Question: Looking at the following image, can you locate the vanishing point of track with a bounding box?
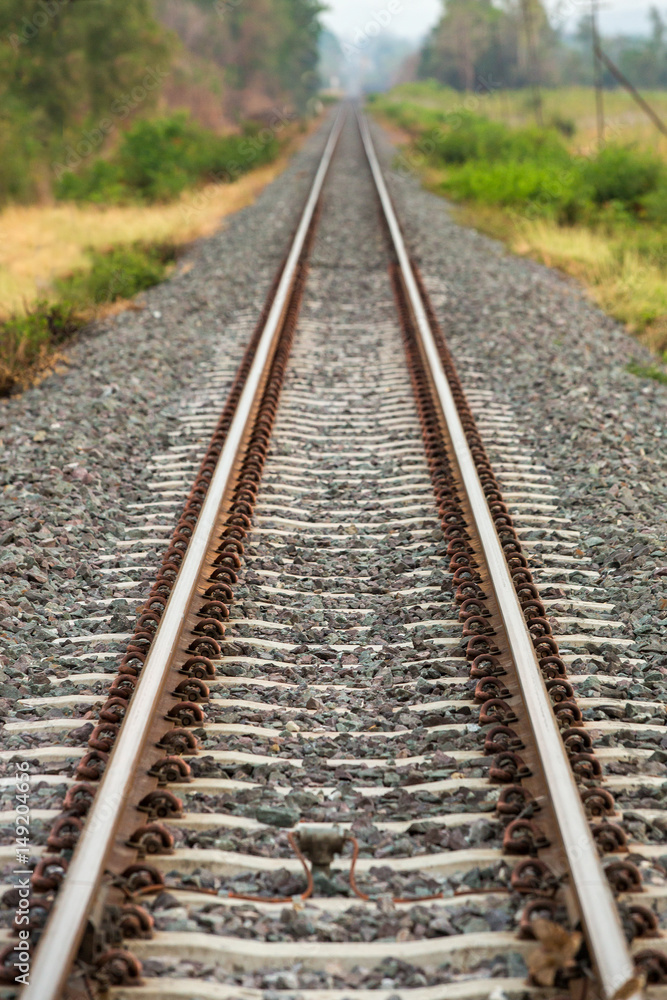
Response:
[2,107,666,1000]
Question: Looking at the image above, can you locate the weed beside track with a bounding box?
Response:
[371,84,667,359]
[0,242,176,397]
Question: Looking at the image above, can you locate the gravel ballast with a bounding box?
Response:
[1,109,666,994]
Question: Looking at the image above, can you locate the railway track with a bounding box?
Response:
[1,106,666,1000]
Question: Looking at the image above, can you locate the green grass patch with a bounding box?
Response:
[55,114,282,205]
[417,112,666,225]
[0,301,81,396]
[375,90,667,224]
[372,84,667,354]
[55,243,177,305]
[0,241,176,396]
[627,361,667,384]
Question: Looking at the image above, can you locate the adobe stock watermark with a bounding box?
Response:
[182,107,297,224]
[13,761,32,987]
[341,1,404,61]
[215,0,243,18]
[393,75,503,179]
[51,65,169,180]
[7,0,111,50]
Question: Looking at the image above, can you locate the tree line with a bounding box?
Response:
[419,0,667,92]
[0,0,323,203]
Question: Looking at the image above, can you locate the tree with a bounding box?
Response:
[419,0,558,91]
[157,0,324,114]
[420,0,501,90]
[0,0,171,138]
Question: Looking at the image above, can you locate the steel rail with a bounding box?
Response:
[23,106,346,1000]
[356,107,642,1000]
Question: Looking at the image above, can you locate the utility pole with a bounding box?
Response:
[521,0,544,127]
[492,19,512,122]
[592,0,605,148]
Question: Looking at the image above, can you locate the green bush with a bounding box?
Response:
[430,114,571,168]
[387,106,666,226]
[1,242,177,395]
[582,145,664,207]
[116,116,196,201]
[549,114,577,138]
[2,301,79,351]
[372,96,448,134]
[55,114,283,205]
[0,301,81,396]
[54,160,127,204]
[442,158,579,217]
[55,244,177,305]
[641,183,667,224]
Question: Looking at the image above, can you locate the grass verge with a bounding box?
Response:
[0,118,314,396]
[0,126,306,316]
[371,86,667,358]
[0,242,177,397]
[627,361,667,384]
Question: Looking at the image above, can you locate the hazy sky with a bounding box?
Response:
[321,0,654,42]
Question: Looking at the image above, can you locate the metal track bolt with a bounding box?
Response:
[294,825,347,877]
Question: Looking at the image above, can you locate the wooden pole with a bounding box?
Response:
[595,40,667,138]
[592,0,605,148]
[521,0,543,127]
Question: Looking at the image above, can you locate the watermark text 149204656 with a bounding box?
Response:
[13,762,32,986]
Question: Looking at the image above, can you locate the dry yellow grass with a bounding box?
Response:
[454,204,667,354]
[0,154,290,317]
[502,88,667,159]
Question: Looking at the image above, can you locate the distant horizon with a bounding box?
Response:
[322,1,655,43]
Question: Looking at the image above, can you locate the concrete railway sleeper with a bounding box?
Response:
[1,107,665,1000]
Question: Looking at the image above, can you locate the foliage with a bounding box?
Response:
[158,0,324,114]
[418,0,667,93]
[438,138,664,223]
[627,361,667,384]
[442,160,580,217]
[55,243,177,305]
[378,93,667,224]
[0,1,171,137]
[575,5,667,90]
[429,113,571,167]
[581,146,663,207]
[0,241,176,395]
[420,0,555,91]
[549,114,576,138]
[641,184,667,224]
[0,301,81,396]
[0,105,42,204]
[54,160,127,205]
[0,0,323,206]
[0,0,171,206]
[54,115,281,204]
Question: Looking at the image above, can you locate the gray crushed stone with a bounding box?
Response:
[0,121,334,729]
